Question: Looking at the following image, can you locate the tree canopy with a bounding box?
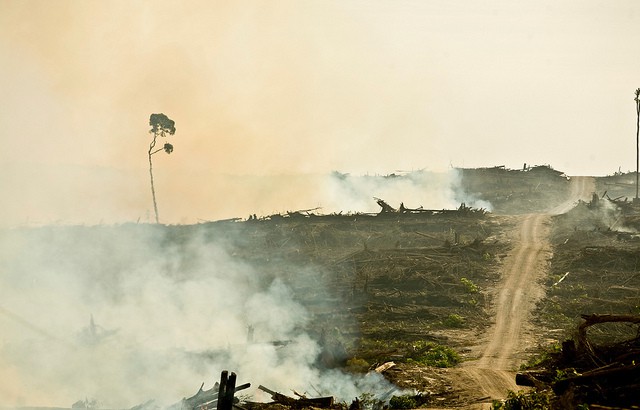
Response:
[149,113,176,138]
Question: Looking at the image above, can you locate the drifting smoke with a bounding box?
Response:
[0,224,403,409]
[321,169,492,215]
[203,168,492,220]
[1,168,489,227]
[595,197,637,233]
[207,169,492,220]
[325,171,454,214]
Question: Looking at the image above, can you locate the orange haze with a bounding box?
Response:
[1,0,640,225]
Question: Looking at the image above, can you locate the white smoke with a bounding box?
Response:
[597,197,636,233]
[448,169,493,212]
[320,168,491,216]
[0,167,489,408]
[324,170,458,214]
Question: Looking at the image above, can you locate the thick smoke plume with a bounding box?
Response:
[330,169,492,213]
[0,224,401,409]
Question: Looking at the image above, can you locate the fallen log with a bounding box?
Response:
[178,375,250,410]
[578,314,640,349]
[515,370,555,387]
[374,197,397,213]
[374,361,396,373]
[513,314,640,407]
[552,363,640,395]
[257,385,334,408]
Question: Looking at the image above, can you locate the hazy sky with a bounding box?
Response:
[1,0,639,225]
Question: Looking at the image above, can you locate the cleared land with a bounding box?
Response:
[7,167,640,409]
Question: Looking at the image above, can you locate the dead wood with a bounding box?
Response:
[515,370,555,388]
[374,361,396,373]
[180,379,250,410]
[522,313,640,407]
[582,297,632,306]
[578,314,640,349]
[374,198,397,213]
[257,385,334,408]
[553,363,640,394]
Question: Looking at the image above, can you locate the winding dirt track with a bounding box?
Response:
[458,176,595,407]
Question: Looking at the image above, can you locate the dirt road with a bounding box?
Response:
[455,176,595,407]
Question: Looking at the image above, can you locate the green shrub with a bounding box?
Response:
[389,395,418,409]
[461,277,479,293]
[345,357,370,372]
[356,392,384,410]
[442,314,465,328]
[407,342,461,368]
[491,390,551,409]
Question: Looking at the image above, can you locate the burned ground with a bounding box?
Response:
[183,166,578,407]
[191,209,513,408]
[7,166,633,409]
[536,175,640,335]
[456,165,571,214]
[516,172,640,408]
[202,211,505,356]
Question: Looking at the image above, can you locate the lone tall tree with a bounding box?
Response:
[635,89,640,201]
[148,113,176,223]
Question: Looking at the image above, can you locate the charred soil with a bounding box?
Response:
[8,166,619,409]
[517,172,640,408]
[189,166,583,409]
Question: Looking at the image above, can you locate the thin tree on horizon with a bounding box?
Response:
[635,89,640,200]
[148,113,176,224]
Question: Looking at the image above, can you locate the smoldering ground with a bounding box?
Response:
[0,166,488,408]
[0,221,407,409]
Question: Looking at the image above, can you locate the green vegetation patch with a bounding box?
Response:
[491,390,552,410]
[405,341,461,368]
[441,313,466,328]
[356,339,461,368]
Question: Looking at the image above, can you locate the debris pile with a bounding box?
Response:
[238,198,486,223]
[171,370,429,410]
[517,314,640,408]
[526,181,640,408]
[538,193,640,330]
[254,385,334,408]
[172,371,251,410]
[375,198,487,217]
